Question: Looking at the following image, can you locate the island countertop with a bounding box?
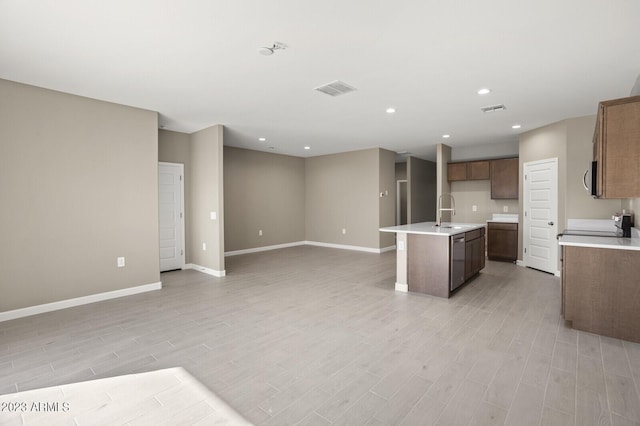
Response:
[380,222,486,236]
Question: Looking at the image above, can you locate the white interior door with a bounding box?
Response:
[159,162,185,272]
[523,158,558,275]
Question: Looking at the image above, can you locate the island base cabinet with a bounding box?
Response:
[563,245,640,343]
[407,234,450,298]
[407,230,485,298]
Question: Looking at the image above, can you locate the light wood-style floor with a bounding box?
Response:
[2,246,640,425]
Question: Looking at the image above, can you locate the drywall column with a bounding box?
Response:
[379,149,397,249]
[436,144,452,222]
[189,125,225,276]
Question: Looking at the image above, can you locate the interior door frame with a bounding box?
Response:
[159,161,186,271]
[523,157,559,276]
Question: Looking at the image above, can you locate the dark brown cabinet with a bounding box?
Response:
[464,228,485,281]
[468,160,490,180]
[447,160,490,182]
[447,162,468,181]
[407,228,485,298]
[490,158,519,199]
[562,245,640,343]
[487,222,518,262]
[592,95,640,198]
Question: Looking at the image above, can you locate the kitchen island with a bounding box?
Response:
[380,222,486,298]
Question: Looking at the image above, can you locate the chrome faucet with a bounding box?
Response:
[436,193,456,226]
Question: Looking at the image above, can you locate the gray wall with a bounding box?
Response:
[158,130,192,262]
[407,156,437,223]
[450,180,519,223]
[0,79,160,312]
[379,149,397,248]
[518,115,622,263]
[451,141,519,162]
[224,146,305,252]
[189,125,225,273]
[305,148,381,249]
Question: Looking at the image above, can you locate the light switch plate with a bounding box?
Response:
[398,241,405,250]
[117,257,125,268]
[210,211,217,220]
[472,205,477,212]
[503,206,509,212]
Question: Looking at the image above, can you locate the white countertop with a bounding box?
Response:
[380,222,486,236]
[487,213,519,223]
[558,233,640,252]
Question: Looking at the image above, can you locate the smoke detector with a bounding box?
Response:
[258,41,288,56]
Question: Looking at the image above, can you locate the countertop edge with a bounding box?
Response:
[379,222,486,236]
[558,236,640,252]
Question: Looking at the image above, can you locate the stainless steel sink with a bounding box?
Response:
[432,224,468,230]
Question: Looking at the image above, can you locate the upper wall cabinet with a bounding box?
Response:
[593,95,640,199]
[447,160,490,182]
[490,157,519,199]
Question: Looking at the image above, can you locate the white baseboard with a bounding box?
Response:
[225,241,306,257]
[0,282,162,323]
[395,282,409,292]
[516,260,526,267]
[224,241,394,258]
[185,263,226,277]
[304,241,389,254]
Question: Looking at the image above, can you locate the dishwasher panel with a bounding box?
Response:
[450,235,466,291]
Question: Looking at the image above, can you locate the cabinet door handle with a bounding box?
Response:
[548,221,554,226]
[582,168,589,192]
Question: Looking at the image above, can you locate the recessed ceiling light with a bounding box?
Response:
[304,146,311,150]
[442,134,451,138]
[477,88,491,95]
[258,137,266,142]
[512,124,522,129]
[386,107,396,114]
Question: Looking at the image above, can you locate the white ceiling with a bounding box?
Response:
[1,0,639,161]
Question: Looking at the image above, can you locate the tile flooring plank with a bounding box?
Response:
[1,248,639,425]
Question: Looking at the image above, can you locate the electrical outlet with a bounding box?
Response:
[202,242,207,251]
[117,257,125,268]
[398,240,405,250]
[258,229,263,236]
[210,211,217,220]
[472,205,477,212]
[342,228,346,235]
[503,206,509,212]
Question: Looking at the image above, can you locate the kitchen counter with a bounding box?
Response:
[486,213,519,223]
[380,222,486,236]
[558,232,640,252]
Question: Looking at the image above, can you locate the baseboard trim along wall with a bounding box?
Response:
[184,264,226,277]
[225,241,306,257]
[224,241,395,256]
[395,282,409,292]
[304,241,393,254]
[0,281,162,323]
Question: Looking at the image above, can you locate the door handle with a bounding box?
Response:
[582,168,589,192]
[548,221,554,226]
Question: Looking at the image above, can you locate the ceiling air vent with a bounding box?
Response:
[480,104,507,113]
[314,80,357,97]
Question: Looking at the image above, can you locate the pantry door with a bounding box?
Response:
[523,158,558,275]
